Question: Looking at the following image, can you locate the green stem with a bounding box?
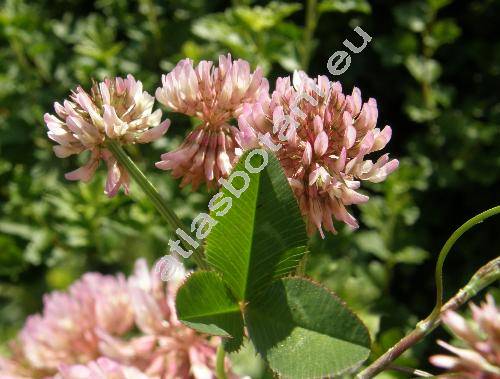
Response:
[386,364,432,377]
[216,344,228,379]
[358,205,500,378]
[106,140,207,269]
[301,0,318,70]
[141,0,161,42]
[430,205,500,319]
[358,256,500,379]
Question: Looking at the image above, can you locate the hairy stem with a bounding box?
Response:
[386,364,432,377]
[106,140,207,269]
[357,256,500,379]
[216,344,228,379]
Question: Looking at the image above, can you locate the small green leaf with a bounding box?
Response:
[246,277,371,378]
[355,231,391,260]
[176,271,244,348]
[425,19,461,50]
[233,3,302,31]
[373,34,418,67]
[428,0,452,11]
[394,246,430,264]
[190,3,303,73]
[394,2,432,32]
[318,0,371,14]
[206,151,308,302]
[405,55,442,84]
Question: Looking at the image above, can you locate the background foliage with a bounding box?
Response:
[0,0,498,377]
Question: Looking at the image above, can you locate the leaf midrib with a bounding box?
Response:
[240,168,261,301]
[183,306,241,320]
[254,310,368,347]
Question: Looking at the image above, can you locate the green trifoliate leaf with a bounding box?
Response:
[175,271,244,349]
[246,277,371,378]
[206,150,308,302]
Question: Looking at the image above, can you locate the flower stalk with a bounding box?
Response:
[301,0,318,70]
[358,206,500,378]
[216,344,228,379]
[357,256,500,379]
[430,205,500,320]
[106,139,207,269]
[386,364,432,377]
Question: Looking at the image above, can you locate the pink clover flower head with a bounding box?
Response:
[155,54,268,190]
[55,358,149,379]
[18,272,133,373]
[0,259,234,379]
[238,70,398,237]
[44,74,170,197]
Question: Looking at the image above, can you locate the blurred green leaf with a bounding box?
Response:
[355,231,391,261]
[374,34,418,67]
[428,0,453,11]
[394,1,432,32]
[318,0,371,14]
[394,246,430,265]
[0,235,25,277]
[405,55,442,83]
[233,2,302,31]
[425,19,461,50]
[191,2,302,73]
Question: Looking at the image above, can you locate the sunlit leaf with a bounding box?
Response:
[176,271,244,347]
[206,150,308,302]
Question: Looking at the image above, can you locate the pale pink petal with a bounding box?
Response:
[64,153,99,182]
[314,131,328,156]
[429,354,461,369]
[135,119,170,143]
